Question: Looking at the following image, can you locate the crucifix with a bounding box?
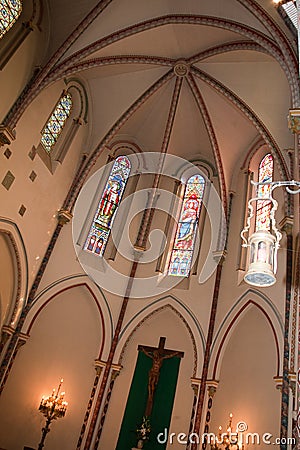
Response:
[138,337,184,417]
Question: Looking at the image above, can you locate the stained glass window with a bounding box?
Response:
[277,1,297,35]
[281,1,297,28]
[84,156,131,257]
[0,0,22,39]
[168,174,206,277]
[41,93,73,153]
[255,153,274,231]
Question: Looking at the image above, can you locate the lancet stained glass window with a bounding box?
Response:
[168,174,206,277]
[41,93,73,153]
[84,156,131,257]
[0,0,22,39]
[255,153,274,231]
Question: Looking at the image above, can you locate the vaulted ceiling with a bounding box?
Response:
[12,1,300,203]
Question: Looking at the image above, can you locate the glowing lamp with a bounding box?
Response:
[37,379,68,450]
[241,180,300,287]
[244,230,277,286]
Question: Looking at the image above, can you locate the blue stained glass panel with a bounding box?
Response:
[169,250,193,277]
[84,228,109,257]
[41,93,72,153]
[0,0,22,39]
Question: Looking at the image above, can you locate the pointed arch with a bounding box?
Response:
[118,304,196,375]
[117,296,206,377]
[210,290,283,380]
[0,218,28,329]
[23,276,110,359]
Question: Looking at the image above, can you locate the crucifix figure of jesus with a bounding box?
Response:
[138,337,184,417]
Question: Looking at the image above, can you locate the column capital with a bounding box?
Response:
[0,125,15,146]
[94,359,106,375]
[73,117,85,126]
[274,375,283,392]
[191,377,201,394]
[279,216,294,235]
[0,325,15,349]
[57,209,73,225]
[23,20,35,31]
[94,359,122,376]
[213,250,227,263]
[111,366,122,381]
[206,379,219,397]
[16,332,29,349]
[191,377,201,386]
[1,325,15,336]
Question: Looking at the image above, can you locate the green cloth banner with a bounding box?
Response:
[116,351,180,449]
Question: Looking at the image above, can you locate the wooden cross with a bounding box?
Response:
[138,337,184,417]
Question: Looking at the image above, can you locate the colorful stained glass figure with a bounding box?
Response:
[41,93,72,153]
[0,0,22,39]
[255,154,273,231]
[168,174,205,277]
[84,156,131,257]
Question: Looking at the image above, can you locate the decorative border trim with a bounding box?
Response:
[0,231,22,327]
[187,73,227,213]
[118,303,198,377]
[4,13,298,129]
[190,66,290,182]
[236,0,299,104]
[63,69,174,210]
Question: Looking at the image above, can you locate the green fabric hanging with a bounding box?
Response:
[116,351,180,449]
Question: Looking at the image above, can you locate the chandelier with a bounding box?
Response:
[38,379,68,450]
[211,413,245,450]
[241,180,300,287]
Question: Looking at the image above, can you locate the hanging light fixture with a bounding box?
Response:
[241,180,300,287]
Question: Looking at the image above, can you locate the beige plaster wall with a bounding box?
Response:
[0,285,102,450]
[210,306,281,450]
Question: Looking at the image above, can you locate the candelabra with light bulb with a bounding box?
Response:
[211,413,244,450]
[241,180,300,287]
[38,379,68,450]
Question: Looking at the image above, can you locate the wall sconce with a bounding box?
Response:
[241,180,300,287]
[38,379,68,450]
